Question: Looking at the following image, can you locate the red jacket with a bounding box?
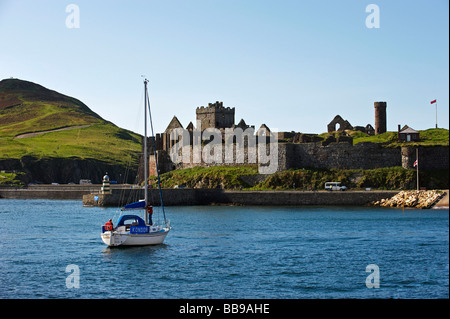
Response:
[105,221,113,231]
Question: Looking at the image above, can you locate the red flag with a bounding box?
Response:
[430,99,437,104]
[413,160,418,167]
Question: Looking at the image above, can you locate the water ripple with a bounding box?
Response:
[0,200,448,299]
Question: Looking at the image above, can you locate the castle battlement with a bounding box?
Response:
[195,101,235,131]
[196,101,235,113]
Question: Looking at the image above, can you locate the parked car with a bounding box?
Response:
[325,182,347,191]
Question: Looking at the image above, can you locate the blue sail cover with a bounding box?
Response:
[122,200,145,211]
[116,214,149,234]
[116,215,147,227]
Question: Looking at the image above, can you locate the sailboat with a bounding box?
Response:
[101,79,171,247]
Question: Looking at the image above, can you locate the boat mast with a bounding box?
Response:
[144,79,149,225]
[145,79,167,224]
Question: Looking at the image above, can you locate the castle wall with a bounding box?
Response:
[171,144,264,170]
[148,151,174,177]
[401,146,449,170]
[143,141,448,180]
[285,142,401,170]
[281,143,448,171]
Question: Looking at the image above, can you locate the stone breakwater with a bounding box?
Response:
[82,189,399,207]
[371,190,445,209]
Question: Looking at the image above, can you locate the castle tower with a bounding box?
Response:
[196,101,235,131]
[374,101,387,135]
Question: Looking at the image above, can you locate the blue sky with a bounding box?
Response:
[0,0,448,135]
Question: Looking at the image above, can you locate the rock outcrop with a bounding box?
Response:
[371,190,445,209]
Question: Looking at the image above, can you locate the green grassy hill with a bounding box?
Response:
[0,78,142,167]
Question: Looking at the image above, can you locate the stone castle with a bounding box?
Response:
[140,100,448,180]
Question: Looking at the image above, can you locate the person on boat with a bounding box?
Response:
[105,219,114,231]
[147,205,153,225]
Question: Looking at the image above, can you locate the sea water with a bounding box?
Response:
[0,199,448,299]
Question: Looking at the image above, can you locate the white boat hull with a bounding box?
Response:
[101,228,170,247]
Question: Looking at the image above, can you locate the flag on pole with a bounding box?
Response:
[413,160,418,167]
[431,99,437,104]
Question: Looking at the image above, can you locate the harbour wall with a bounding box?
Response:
[81,189,399,207]
[0,184,101,200]
[0,186,399,207]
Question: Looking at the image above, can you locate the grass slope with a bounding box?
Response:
[153,165,448,190]
[0,79,141,166]
[350,128,449,147]
[253,167,448,190]
[154,165,259,189]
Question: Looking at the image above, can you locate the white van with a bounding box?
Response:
[325,182,347,191]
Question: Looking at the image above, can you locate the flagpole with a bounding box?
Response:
[435,101,438,128]
[431,99,438,128]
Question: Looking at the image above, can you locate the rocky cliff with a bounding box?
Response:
[0,156,137,184]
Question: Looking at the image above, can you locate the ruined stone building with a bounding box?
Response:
[159,101,259,151]
[138,100,448,182]
[327,115,354,132]
[144,101,260,177]
[327,101,386,135]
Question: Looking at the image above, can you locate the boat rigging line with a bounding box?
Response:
[144,78,167,224]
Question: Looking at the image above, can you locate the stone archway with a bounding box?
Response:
[327,115,353,133]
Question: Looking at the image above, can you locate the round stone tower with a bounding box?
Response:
[374,101,387,135]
